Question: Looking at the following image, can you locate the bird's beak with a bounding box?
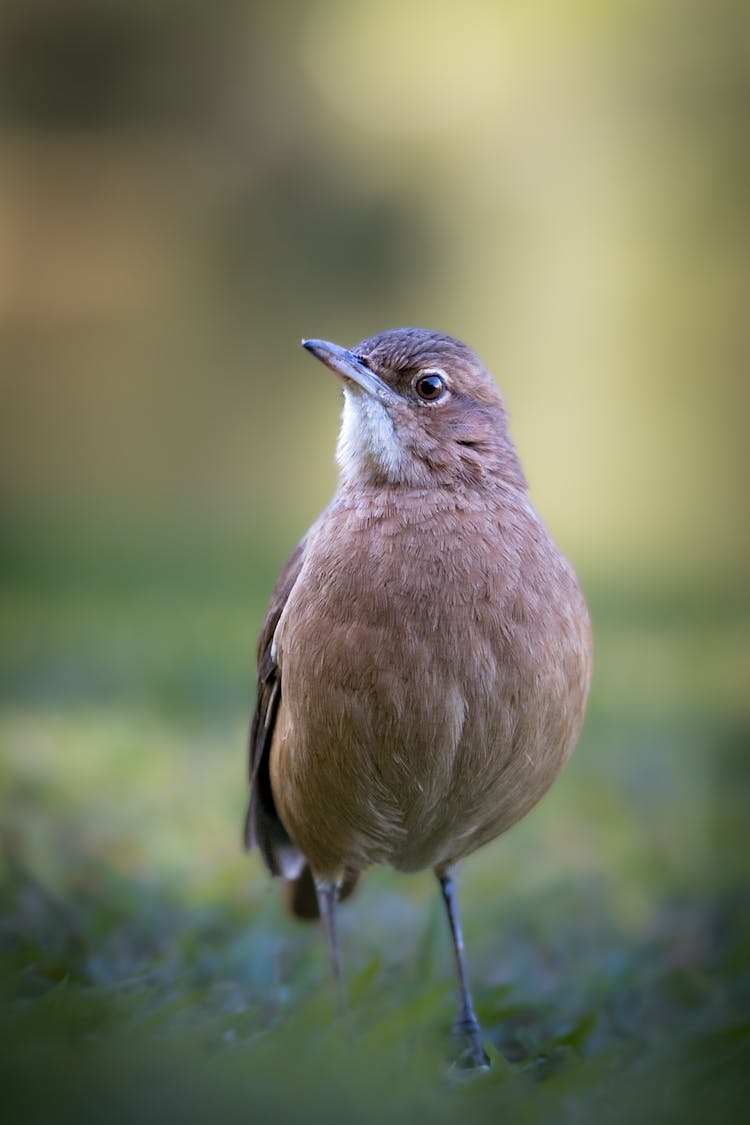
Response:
[302,339,396,403]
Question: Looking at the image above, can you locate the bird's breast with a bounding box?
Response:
[270,492,591,878]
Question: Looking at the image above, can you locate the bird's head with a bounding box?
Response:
[303,327,526,492]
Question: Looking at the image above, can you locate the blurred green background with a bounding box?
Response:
[1,1,748,1122]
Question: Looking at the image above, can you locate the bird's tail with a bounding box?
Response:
[283,863,360,920]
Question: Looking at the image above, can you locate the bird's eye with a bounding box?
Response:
[415,371,446,402]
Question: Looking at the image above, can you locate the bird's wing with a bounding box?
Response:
[244,537,307,877]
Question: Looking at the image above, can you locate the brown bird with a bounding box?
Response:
[245,328,591,1068]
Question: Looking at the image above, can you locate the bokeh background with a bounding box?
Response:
[1,1,748,1121]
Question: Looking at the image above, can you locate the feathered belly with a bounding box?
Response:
[270,609,589,877]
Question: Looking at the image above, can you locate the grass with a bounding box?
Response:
[1,539,749,1123]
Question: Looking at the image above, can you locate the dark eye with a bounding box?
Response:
[415,371,446,401]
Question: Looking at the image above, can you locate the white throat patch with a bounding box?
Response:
[336,388,405,483]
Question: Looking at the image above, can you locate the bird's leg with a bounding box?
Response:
[437,868,490,1069]
[314,878,347,1016]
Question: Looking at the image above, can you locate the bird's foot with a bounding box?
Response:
[450,1016,491,1071]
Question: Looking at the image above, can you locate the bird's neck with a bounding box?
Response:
[332,476,529,524]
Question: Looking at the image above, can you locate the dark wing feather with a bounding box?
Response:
[244,538,306,876]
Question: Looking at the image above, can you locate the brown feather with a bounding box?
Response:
[245,537,307,877]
